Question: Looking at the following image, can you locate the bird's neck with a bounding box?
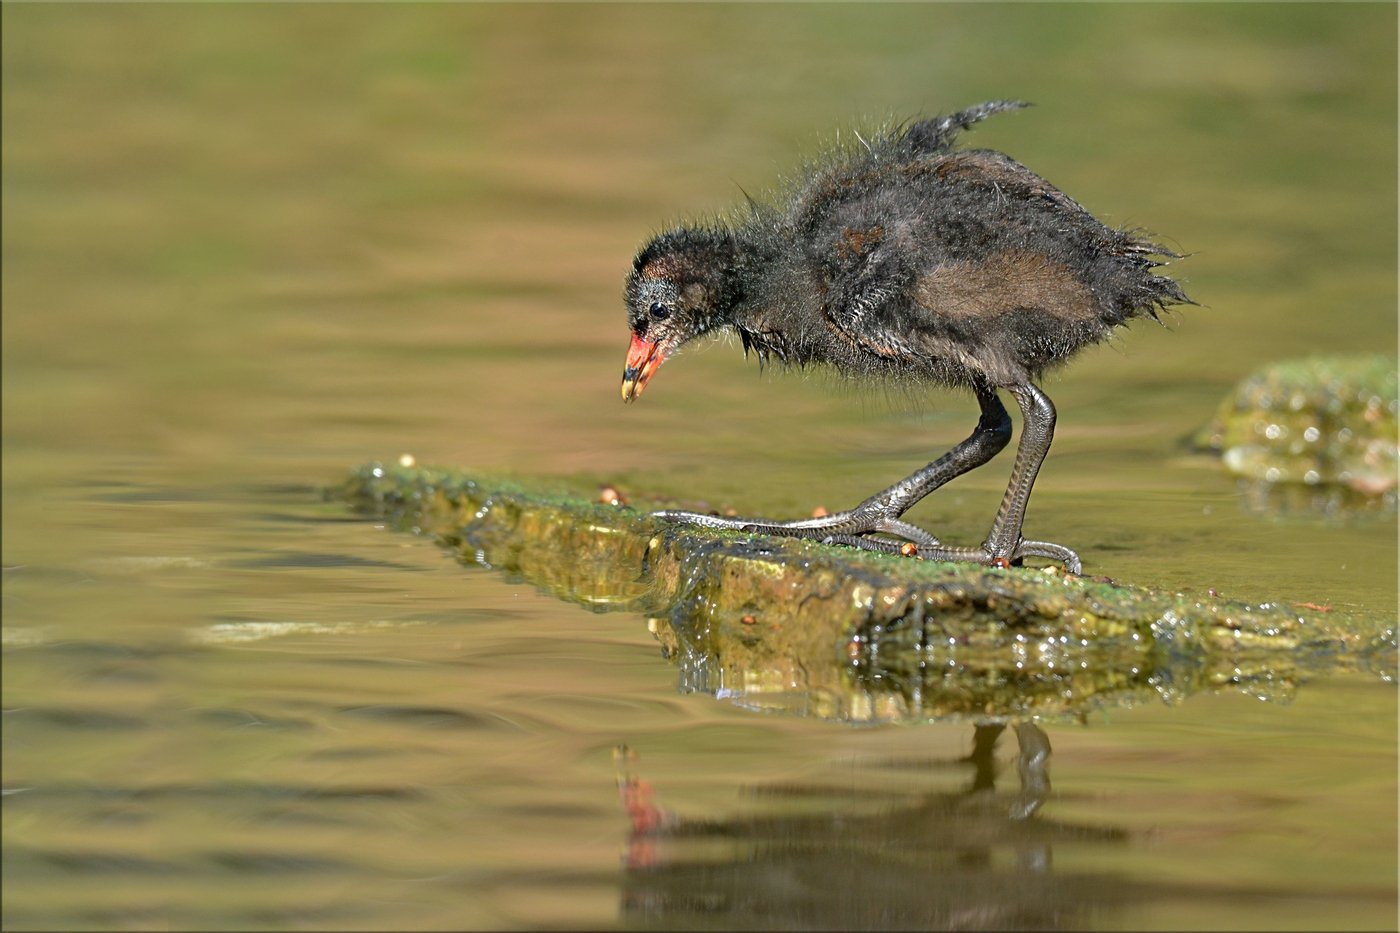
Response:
[716,233,777,323]
[674,230,766,332]
[722,232,831,367]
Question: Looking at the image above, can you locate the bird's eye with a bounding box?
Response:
[649,301,670,321]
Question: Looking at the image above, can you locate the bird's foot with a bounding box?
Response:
[648,507,940,550]
[649,509,1080,575]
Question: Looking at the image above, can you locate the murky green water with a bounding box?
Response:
[3,4,1396,930]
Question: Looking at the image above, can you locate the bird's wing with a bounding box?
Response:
[927,149,1090,214]
[933,150,1184,266]
[810,149,1107,381]
[815,235,929,365]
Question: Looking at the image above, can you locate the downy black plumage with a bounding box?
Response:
[620,100,1191,573]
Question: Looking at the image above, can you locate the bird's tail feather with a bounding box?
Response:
[900,100,1030,154]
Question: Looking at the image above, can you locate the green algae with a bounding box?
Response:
[337,461,1396,724]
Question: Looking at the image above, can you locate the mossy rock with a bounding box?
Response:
[335,462,1395,724]
[1195,355,1398,514]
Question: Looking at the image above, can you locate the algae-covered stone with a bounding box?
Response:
[335,462,1396,725]
[1196,355,1398,513]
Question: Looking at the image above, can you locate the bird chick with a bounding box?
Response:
[620,100,1190,573]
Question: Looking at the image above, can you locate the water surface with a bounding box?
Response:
[3,4,1396,930]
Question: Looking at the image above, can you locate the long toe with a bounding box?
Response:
[869,518,941,548]
[819,533,908,555]
[650,507,941,551]
[887,540,1081,574]
[1013,540,1082,575]
[649,508,861,538]
[648,509,760,532]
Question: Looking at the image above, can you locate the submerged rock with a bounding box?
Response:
[1195,355,1398,515]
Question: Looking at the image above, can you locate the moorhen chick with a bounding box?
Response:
[620,100,1190,574]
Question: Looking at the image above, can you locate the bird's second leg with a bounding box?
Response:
[912,382,1081,574]
[651,386,1012,551]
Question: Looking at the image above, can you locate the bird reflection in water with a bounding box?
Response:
[614,723,1136,931]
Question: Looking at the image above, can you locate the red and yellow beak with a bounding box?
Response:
[621,333,667,403]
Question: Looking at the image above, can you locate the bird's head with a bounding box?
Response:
[621,228,742,403]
